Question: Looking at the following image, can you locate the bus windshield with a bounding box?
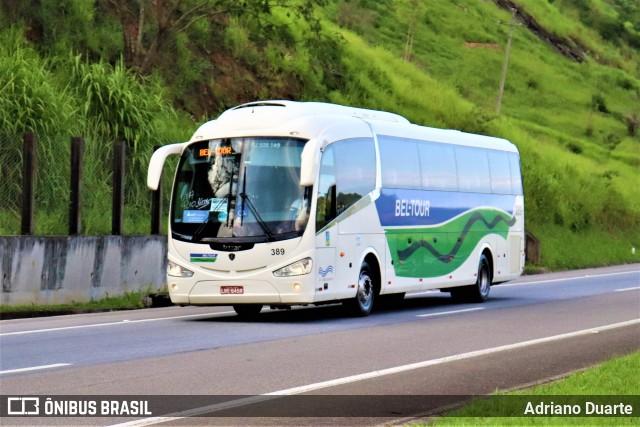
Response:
[171,137,310,243]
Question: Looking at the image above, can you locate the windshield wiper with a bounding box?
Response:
[240,194,275,241]
[190,208,212,242]
[239,194,274,245]
[239,166,275,241]
[240,167,247,227]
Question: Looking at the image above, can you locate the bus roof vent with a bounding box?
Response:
[231,102,287,110]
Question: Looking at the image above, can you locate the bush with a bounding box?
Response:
[591,93,610,114]
[0,28,76,136]
[0,25,181,235]
[626,112,639,136]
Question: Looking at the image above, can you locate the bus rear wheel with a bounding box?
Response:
[451,254,491,303]
[233,304,263,318]
[344,262,377,316]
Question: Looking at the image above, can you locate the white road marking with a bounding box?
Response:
[615,286,640,292]
[0,311,236,337]
[500,270,639,287]
[416,307,484,318]
[0,363,71,375]
[108,318,640,427]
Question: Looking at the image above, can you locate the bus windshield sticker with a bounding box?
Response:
[183,210,209,223]
[210,198,228,212]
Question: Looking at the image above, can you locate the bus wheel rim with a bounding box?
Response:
[479,264,489,295]
[358,271,374,310]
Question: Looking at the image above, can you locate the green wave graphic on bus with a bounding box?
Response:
[385,208,516,278]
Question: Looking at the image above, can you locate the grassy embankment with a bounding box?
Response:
[424,350,640,426]
[0,291,151,319]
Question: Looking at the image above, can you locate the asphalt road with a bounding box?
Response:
[1,264,639,426]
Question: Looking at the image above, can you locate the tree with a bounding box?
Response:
[394,0,425,62]
[103,0,327,72]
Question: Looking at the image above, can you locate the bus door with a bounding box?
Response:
[315,148,338,301]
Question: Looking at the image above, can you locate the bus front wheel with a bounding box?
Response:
[344,262,376,316]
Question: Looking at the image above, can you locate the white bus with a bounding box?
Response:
[147,101,524,317]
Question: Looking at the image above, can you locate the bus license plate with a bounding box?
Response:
[221,286,244,295]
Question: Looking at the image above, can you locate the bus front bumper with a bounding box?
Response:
[167,277,316,306]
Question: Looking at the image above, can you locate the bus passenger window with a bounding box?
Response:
[419,141,458,191]
[379,136,420,189]
[316,138,375,230]
[334,138,375,212]
[488,150,512,194]
[509,153,523,195]
[455,146,491,193]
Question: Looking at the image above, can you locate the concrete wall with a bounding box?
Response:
[1,236,167,306]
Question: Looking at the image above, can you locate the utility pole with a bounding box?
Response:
[496,8,518,115]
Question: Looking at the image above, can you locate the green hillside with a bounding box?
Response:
[0,0,638,270]
[322,0,640,269]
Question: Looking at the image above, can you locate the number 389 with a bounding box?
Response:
[271,248,285,256]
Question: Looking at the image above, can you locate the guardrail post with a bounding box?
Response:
[21,132,36,235]
[112,140,126,235]
[69,137,84,235]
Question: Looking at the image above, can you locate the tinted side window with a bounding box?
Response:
[378,135,421,189]
[316,146,336,230]
[487,150,512,194]
[419,141,458,191]
[509,153,523,195]
[333,138,376,214]
[455,146,491,193]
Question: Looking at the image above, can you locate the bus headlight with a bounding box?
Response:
[167,260,194,277]
[273,258,312,277]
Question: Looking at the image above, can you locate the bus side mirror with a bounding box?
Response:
[300,141,319,187]
[147,143,183,190]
